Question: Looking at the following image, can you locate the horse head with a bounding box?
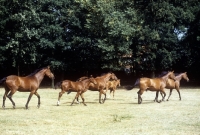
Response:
[117,79,121,87]
[183,72,189,82]
[110,73,118,80]
[45,66,54,79]
[89,76,97,85]
[168,71,176,80]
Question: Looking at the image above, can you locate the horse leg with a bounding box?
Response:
[113,89,115,99]
[155,91,161,103]
[99,91,102,104]
[34,92,41,108]
[25,92,34,109]
[160,90,166,102]
[167,89,173,101]
[57,91,65,106]
[137,90,143,104]
[76,96,80,104]
[2,90,9,109]
[154,92,164,102]
[102,90,107,103]
[80,92,87,106]
[7,90,17,109]
[99,90,106,104]
[176,89,181,100]
[71,92,80,106]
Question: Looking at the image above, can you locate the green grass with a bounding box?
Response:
[0,88,200,135]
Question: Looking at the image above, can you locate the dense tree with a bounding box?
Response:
[0,0,200,81]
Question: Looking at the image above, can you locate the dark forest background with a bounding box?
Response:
[0,0,199,86]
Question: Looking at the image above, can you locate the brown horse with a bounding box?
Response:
[105,79,121,99]
[134,71,175,104]
[68,73,117,104]
[55,76,97,106]
[159,72,189,101]
[66,73,118,104]
[87,73,118,103]
[0,66,54,109]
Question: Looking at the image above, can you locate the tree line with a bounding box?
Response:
[0,0,199,81]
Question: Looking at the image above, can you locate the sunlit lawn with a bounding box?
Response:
[0,87,200,135]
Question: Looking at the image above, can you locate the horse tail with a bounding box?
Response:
[134,78,140,86]
[54,81,62,90]
[0,77,6,84]
[125,78,140,90]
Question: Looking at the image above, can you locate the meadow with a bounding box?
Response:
[0,87,200,135]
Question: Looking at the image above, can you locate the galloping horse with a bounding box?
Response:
[87,73,118,103]
[0,66,54,109]
[105,79,121,99]
[66,73,118,104]
[159,72,189,101]
[135,71,175,104]
[55,76,97,106]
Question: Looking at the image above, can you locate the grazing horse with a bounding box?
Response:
[135,71,175,104]
[105,79,121,99]
[0,66,54,109]
[159,72,189,101]
[55,76,97,106]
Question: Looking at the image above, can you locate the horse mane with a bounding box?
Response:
[100,72,112,76]
[158,71,179,78]
[27,67,48,76]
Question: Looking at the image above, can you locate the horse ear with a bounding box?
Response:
[47,66,50,69]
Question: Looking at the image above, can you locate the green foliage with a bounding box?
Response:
[0,0,200,75]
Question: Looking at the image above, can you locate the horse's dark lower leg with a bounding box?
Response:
[160,92,164,98]
[34,92,40,108]
[2,91,9,109]
[137,90,143,104]
[99,92,102,104]
[138,94,142,104]
[167,89,173,101]
[25,93,33,109]
[155,91,161,103]
[71,92,80,106]
[76,97,80,104]
[161,91,166,101]
[113,90,115,99]
[7,92,16,109]
[103,93,106,103]
[80,93,87,106]
[177,89,181,100]
[57,91,64,106]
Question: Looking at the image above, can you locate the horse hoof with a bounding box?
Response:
[37,105,40,108]
[13,106,16,109]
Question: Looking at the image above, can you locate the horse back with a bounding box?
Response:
[139,77,164,91]
[5,75,37,91]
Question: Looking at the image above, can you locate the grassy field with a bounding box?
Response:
[0,87,200,135]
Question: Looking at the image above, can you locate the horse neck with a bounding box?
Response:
[161,73,170,83]
[175,74,183,81]
[102,74,111,82]
[34,69,46,84]
[82,79,91,87]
